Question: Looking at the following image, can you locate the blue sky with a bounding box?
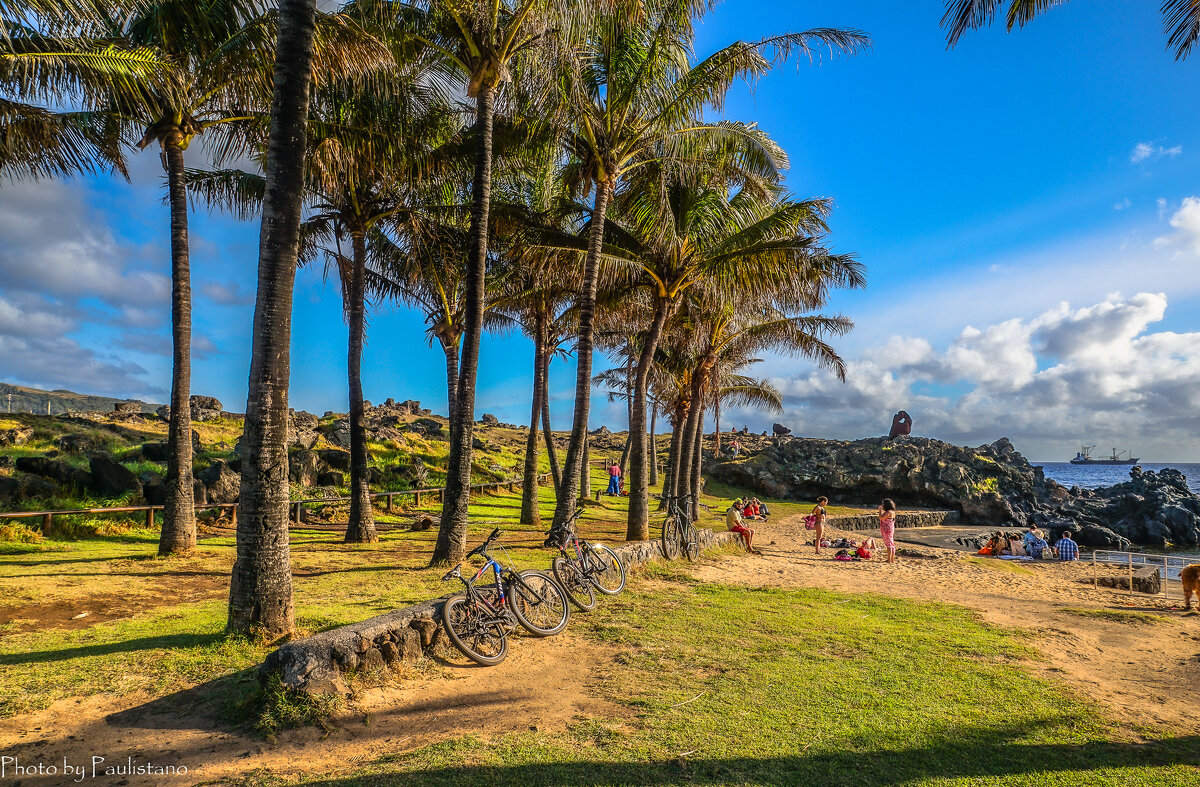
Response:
[4,0,1200,459]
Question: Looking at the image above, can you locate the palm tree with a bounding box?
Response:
[228,0,320,638]
[546,0,869,544]
[672,300,856,520]
[381,0,567,565]
[943,1,1200,59]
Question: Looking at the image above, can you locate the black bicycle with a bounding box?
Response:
[660,492,700,562]
[550,507,627,611]
[441,528,570,666]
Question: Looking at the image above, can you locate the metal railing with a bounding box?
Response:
[1091,549,1199,600]
[0,473,551,534]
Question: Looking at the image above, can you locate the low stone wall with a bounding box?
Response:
[260,528,743,696]
[827,510,959,532]
[1094,565,1162,595]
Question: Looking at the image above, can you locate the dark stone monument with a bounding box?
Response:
[888,410,912,440]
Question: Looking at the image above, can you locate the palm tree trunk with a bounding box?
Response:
[158,139,195,556]
[619,342,632,474]
[626,298,670,540]
[580,432,590,499]
[714,395,722,456]
[547,180,613,546]
[432,84,493,565]
[648,405,658,487]
[541,371,561,492]
[440,337,459,424]
[689,406,704,521]
[677,366,706,501]
[345,231,377,544]
[661,402,685,508]
[520,311,546,525]
[229,0,317,637]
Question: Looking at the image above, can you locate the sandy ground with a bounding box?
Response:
[706,513,1200,735]
[0,634,621,785]
[1,513,1197,785]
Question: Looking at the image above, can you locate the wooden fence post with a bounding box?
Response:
[146,508,154,529]
[415,490,422,506]
[386,494,394,513]
[42,512,52,537]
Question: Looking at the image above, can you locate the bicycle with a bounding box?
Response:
[660,492,700,562]
[549,508,627,611]
[441,528,571,666]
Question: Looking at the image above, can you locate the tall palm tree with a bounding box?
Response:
[542,176,862,539]
[380,0,567,565]
[673,300,855,519]
[228,0,319,638]
[943,1,1200,59]
[546,0,869,544]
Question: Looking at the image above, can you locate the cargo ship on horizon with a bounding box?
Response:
[1069,445,1140,465]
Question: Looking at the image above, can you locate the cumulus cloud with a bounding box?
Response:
[0,180,168,307]
[756,293,1200,460]
[1131,142,1182,164]
[1155,196,1200,255]
[0,294,163,398]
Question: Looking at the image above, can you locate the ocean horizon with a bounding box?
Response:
[1036,462,1200,496]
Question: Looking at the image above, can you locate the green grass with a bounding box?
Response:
[256,577,1200,786]
[1059,608,1170,625]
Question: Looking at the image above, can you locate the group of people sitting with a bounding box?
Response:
[976,527,1079,561]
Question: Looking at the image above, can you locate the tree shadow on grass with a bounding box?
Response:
[0,631,226,665]
[298,724,1200,787]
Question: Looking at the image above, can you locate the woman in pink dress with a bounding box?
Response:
[878,498,897,563]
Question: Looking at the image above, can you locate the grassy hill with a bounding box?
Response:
[0,382,159,416]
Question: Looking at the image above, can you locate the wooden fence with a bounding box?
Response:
[0,474,551,535]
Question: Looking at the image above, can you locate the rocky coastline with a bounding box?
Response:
[708,435,1200,550]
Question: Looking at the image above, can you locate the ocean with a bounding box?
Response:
[1037,463,1200,496]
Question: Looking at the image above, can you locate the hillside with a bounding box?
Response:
[0,383,159,416]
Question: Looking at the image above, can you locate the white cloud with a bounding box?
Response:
[1131,142,1182,164]
[1156,196,1200,255]
[760,293,1200,461]
[1114,197,1132,211]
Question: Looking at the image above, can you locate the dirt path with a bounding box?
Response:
[695,513,1200,735]
[0,633,620,785]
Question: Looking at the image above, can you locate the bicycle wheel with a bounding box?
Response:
[661,515,682,560]
[507,570,571,636]
[586,544,626,595]
[442,595,508,666]
[553,555,598,611]
[683,524,701,562]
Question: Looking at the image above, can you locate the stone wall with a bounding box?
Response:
[260,528,744,696]
[827,510,960,532]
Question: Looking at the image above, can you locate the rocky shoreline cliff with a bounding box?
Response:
[708,436,1200,550]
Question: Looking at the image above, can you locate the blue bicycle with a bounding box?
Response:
[441,528,570,666]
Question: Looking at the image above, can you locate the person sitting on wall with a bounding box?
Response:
[726,499,760,554]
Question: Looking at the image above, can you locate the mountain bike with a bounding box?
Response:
[441,528,571,666]
[660,492,700,562]
[549,507,627,611]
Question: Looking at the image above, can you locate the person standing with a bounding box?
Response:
[878,498,897,563]
[809,496,828,555]
[606,460,621,496]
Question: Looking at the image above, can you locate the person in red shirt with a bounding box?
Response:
[606,461,621,496]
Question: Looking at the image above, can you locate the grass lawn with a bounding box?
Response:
[0,464,766,717]
[233,569,1200,786]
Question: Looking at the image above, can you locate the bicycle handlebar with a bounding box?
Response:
[442,564,462,582]
[466,528,503,558]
